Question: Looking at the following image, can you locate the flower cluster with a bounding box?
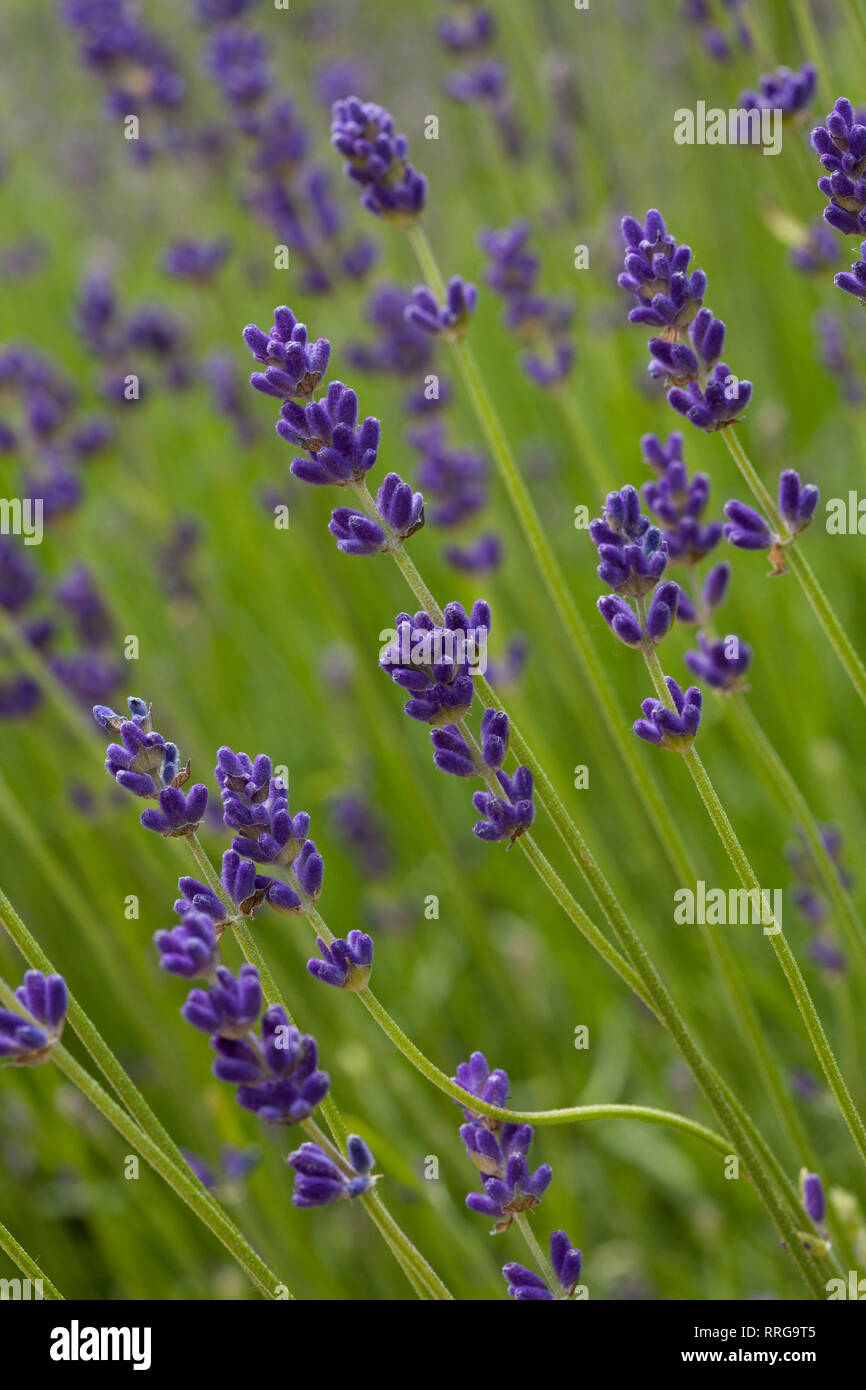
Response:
[380,604,534,844]
[453,1052,583,1298]
[405,276,478,341]
[0,971,68,1066]
[93,697,209,837]
[812,98,866,238]
[683,0,751,64]
[439,5,522,158]
[480,221,574,387]
[723,469,818,573]
[331,97,427,224]
[244,304,427,559]
[60,0,185,162]
[640,432,723,566]
[618,210,752,431]
[184,964,330,1125]
[738,63,816,124]
[633,677,702,752]
[288,1136,378,1208]
[786,825,849,978]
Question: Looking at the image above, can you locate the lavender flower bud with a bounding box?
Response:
[800,1169,826,1226]
[154,912,220,979]
[328,507,387,556]
[13,970,68,1051]
[307,931,373,990]
[723,499,773,550]
[288,1134,376,1206]
[405,276,478,340]
[139,784,209,837]
[376,471,425,539]
[480,708,509,769]
[633,677,702,752]
[452,1050,509,1121]
[243,308,331,402]
[502,1263,553,1300]
[182,963,262,1038]
[703,561,730,611]
[597,594,644,647]
[550,1228,583,1295]
[685,633,752,690]
[668,363,753,431]
[778,469,819,536]
[294,840,324,899]
[431,724,478,777]
[472,766,534,844]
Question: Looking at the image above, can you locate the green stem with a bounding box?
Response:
[0,977,286,1299]
[302,1118,453,1301]
[639,633,866,1169]
[0,1217,64,1300]
[684,744,866,1170]
[722,426,866,711]
[185,834,449,1301]
[515,1211,557,1292]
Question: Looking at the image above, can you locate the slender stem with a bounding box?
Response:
[354,481,826,1291]
[684,744,866,1170]
[515,1212,557,1291]
[639,629,866,1166]
[185,833,450,1301]
[722,426,866,711]
[0,1217,64,1300]
[0,977,287,1300]
[302,1117,453,1301]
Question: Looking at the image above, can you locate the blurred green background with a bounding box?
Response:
[0,0,865,1300]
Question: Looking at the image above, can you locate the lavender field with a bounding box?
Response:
[1,0,865,1311]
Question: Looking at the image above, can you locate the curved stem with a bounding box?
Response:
[0,1217,64,1300]
[722,426,866,711]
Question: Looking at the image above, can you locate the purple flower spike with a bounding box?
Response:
[183,963,263,1039]
[328,507,386,556]
[163,239,229,283]
[376,472,425,539]
[778,469,819,536]
[174,877,229,925]
[405,276,478,340]
[739,63,817,122]
[331,96,427,225]
[277,382,380,486]
[634,677,703,752]
[801,1170,826,1226]
[380,602,489,724]
[723,499,773,551]
[140,784,208,837]
[307,931,373,991]
[685,633,752,690]
[550,1229,583,1296]
[452,1050,509,1122]
[294,840,324,899]
[472,766,534,845]
[154,912,220,980]
[243,306,331,401]
[502,1262,554,1300]
[812,99,866,236]
[618,210,706,330]
[288,1135,376,1206]
[15,970,68,1037]
[668,363,752,431]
